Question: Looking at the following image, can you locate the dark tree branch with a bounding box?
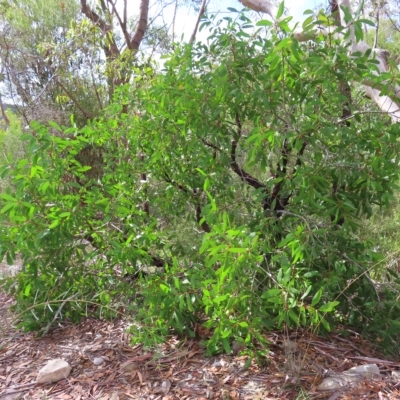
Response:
[230,139,266,190]
[230,113,265,190]
[80,0,120,57]
[201,138,223,153]
[107,0,130,46]
[163,172,189,193]
[294,140,307,170]
[128,0,149,50]
[123,0,127,28]
[80,0,110,34]
[385,11,400,34]
[262,137,292,213]
[163,172,210,233]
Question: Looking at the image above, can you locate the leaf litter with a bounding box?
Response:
[0,290,399,400]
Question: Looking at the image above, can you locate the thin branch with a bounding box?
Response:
[230,112,265,189]
[87,57,103,110]
[201,138,223,153]
[56,79,94,120]
[0,93,10,127]
[385,10,400,34]
[80,0,111,35]
[230,139,265,190]
[373,0,380,50]
[41,293,78,336]
[171,0,178,47]
[267,137,292,212]
[80,0,120,57]
[190,0,208,44]
[107,0,130,46]
[163,172,210,232]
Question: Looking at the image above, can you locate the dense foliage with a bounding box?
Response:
[1,8,400,355]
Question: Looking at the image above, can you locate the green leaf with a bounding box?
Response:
[227,248,246,253]
[222,338,231,354]
[20,134,33,141]
[40,181,50,193]
[0,165,11,178]
[49,219,60,229]
[288,310,299,325]
[6,252,15,265]
[320,317,331,331]
[0,193,17,202]
[300,285,312,300]
[24,284,31,296]
[48,121,62,131]
[358,18,375,26]
[354,21,363,43]
[276,2,284,19]
[340,4,353,24]
[125,234,134,246]
[261,288,281,298]
[1,203,16,213]
[160,284,170,293]
[196,168,207,177]
[311,289,323,307]
[319,301,340,312]
[213,294,229,304]
[256,20,273,27]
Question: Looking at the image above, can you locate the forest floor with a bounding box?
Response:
[1,262,400,400]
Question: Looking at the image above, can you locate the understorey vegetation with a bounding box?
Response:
[1,6,400,357]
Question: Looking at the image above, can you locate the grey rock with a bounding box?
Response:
[36,359,71,384]
[93,357,105,366]
[317,363,381,391]
[347,363,380,378]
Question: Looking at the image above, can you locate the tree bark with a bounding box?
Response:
[80,0,150,90]
[190,0,208,44]
[0,93,10,127]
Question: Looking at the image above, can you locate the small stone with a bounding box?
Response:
[36,359,71,384]
[346,363,380,378]
[392,370,400,380]
[93,357,105,366]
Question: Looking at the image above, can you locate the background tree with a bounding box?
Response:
[0,0,174,126]
[240,0,400,122]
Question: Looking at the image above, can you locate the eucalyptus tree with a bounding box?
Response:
[0,0,81,124]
